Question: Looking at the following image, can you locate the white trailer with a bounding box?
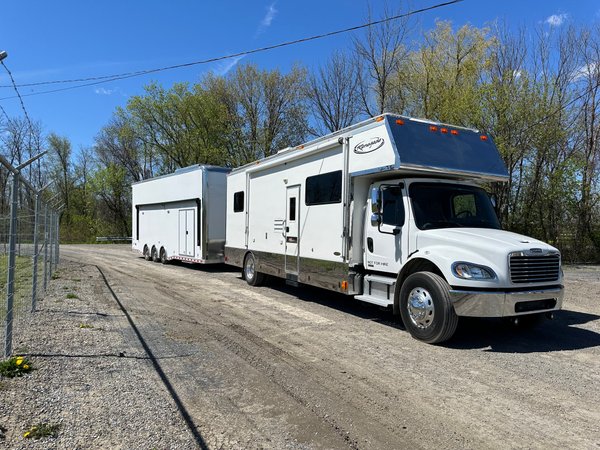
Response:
[132,165,229,264]
[225,114,564,343]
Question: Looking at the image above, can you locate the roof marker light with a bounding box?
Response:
[429,125,438,132]
[396,119,405,125]
[375,116,384,122]
[441,127,448,134]
[480,135,488,141]
[451,129,459,136]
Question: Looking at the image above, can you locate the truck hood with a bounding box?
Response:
[416,228,558,257]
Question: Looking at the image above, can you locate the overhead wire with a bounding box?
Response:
[1,60,36,135]
[0,0,463,100]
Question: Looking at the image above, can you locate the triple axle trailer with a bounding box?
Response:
[133,114,564,344]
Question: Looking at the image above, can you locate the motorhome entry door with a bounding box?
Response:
[178,209,195,256]
[285,185,300,275]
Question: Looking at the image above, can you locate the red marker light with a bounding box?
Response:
[451,129,459,136]
[480,135,488,141]
[396,119,405,126]
[429,125,438,132]
[441,127,448,134]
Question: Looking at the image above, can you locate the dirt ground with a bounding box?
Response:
[3,244,599,449]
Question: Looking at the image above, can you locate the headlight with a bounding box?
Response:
[452,262,496,280]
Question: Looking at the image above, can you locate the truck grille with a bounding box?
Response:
[509,252,560,284]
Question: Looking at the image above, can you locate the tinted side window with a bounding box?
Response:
[305,170,342,205]
[381,186,405,226]
[233,191,244,212]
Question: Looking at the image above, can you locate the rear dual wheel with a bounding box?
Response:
[243,253,265,286]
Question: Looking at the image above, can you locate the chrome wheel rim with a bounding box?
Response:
[407,287,435,329]
[245,257,255,280]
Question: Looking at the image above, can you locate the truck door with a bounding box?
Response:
[365,183,409,274]
[285,185,300,275]
[178,209,195,257]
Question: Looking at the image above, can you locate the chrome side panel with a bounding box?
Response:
[224,247,352,294]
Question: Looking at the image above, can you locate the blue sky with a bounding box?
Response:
[1,0,599,153]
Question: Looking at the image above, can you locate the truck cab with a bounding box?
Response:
[359,177,563,343]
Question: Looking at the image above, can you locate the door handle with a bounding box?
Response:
[286,226,289,232]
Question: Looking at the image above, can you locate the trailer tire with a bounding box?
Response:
[151,246,159,263]
[159,247,168,265]
[244,253,265,286]
[143,245,151,261]
[399,271,458,344]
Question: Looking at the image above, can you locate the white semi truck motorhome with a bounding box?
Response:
[225,114,564,343]
[132,165,229,264]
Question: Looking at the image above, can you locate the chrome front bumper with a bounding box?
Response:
[449,286,564,317]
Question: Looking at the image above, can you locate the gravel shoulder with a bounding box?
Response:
[1,245,599,449]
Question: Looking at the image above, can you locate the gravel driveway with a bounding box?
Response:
[1,244,599,449]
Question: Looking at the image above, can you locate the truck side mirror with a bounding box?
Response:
[489,193,498,209]
[371,213,382,227]
[371,187,381,213]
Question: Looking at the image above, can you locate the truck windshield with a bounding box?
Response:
[409,182,501,230]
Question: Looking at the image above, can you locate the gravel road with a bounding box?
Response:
[1,244,599,449]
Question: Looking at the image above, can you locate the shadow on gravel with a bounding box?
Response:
[154,259,240,274]
[446,310,600,353]
[252,278,600,353]
[96,265,209,450]
[27,352,196,360]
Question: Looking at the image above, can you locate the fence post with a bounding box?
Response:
[48,211,54,279]
[54,211,59,265]
[43,203,49,291]
[31,193,41,312]
[4,172,19,357]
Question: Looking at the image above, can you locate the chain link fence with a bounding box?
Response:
[1,154,60,358]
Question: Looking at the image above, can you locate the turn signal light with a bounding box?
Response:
[341,280,348,291]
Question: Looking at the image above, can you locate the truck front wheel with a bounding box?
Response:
[399,272,458,344]
[244,253,265,286]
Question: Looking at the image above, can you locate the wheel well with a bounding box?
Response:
[393,258,446,315]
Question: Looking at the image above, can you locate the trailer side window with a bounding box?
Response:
[233,191,244,212]
[305,170,342,205]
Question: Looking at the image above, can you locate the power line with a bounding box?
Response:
[0,0,463,100]
[1,60,36,135]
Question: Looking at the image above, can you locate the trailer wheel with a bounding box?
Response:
[399,272,458,344]
[143,245,151,261]
[151,246,160,263]
[244,253,265,286]
[159,247,168,265]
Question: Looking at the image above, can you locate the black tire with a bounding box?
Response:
[159,247,168,265]
[151,246,160,263]
[399,271,458,344]
[143,245,151,261]
[244,253,265,286]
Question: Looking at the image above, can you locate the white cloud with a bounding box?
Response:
[572,62,599,82]
[94,87,116,95]
[256,2,278,36]
[214,55,246,76]
[545,13,568,27]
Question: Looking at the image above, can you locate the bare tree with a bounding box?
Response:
[353,3,413,116]
[306,51,362,135]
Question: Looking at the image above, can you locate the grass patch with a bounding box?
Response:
[66,293,78,299]
[23,423,60,439]
[72,278,81,282]
[79,323,93,329]
[51,272,60,280]
[0,256,37,321]
[0,356,33,378]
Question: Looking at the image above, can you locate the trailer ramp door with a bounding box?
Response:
[178,209,196,257]
[285,185,300,275]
